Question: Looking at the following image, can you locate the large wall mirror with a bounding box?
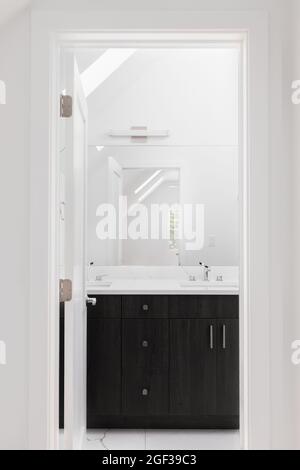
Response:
[87,145,239,267]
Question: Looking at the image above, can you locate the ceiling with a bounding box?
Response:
[0,0,31,26]
[75,48,239,147]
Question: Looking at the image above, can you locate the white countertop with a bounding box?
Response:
[86,279,239,296]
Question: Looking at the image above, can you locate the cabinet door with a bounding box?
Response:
[217,319,239,416]
[170,319,217,416]
[122,319,169,416]
[87,318,121,417]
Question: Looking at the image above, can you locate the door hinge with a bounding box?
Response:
[59,279,73,303]
[60,94,73,118]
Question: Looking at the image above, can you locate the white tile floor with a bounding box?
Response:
[83,429,240,451]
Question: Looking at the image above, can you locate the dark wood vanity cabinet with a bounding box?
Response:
[170,318,239,420]
[87,295,239,429]
[170,319,217,417]
[122,319,169,416]
[216,319,239,417]
[87,318,122,417]
[87,296,122,418]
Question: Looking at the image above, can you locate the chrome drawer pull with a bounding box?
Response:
[142,388,149,397]
[142,340,149,348]
[210,325,214,350]
[142,304,149,311]
[222,325,226,350]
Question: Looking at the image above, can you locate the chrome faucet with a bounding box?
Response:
[200,262,211,282]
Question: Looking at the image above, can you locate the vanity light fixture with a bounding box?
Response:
[134,170,162,195]
[108,129,170,138]
[138,177,164,203]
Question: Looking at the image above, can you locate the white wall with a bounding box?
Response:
[0,11,30,450]
[85,49,239,147]
[291,0,300,449]
[86,48,239,268]
[0,0,296,450]
[267,0,293,450]
[0,1,31,26]
[88,146,239,267]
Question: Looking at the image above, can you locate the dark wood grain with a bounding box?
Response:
[170,319,217,416]
[168,295,238,319]
[122,295,168,318]
[122,319,169,416]
[87,414,239,429]
[87,295,121,319]
[85,294,240,429]
[216,296,239,319]
[87,318,122,419]
[168,295,217,318]
[217,319,240,416]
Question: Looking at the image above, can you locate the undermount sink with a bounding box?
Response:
[180,280,238,288]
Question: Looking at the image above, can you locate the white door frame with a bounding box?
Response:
[29,11,269,450]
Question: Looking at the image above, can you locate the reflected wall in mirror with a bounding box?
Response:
[122,167,180,266]
[87,146,239,267]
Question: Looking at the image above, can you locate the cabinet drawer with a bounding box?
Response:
[168,295,238,319]
[168,295,217,318]
[122,319,169,416]
[122,295,168,318]
[87,295,121,318]
[215,296,239,319]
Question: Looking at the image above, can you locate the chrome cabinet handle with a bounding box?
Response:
[210,325,214,350]
[222,325,226,349]
[142,340,149,348]
[142,388,149,397]
[86,297,97,307]
[142,304,149,311]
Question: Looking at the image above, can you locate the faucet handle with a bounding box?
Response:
[199,262,210,270]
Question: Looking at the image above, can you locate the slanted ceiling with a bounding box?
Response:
[0,0,31,26]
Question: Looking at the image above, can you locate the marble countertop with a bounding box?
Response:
[86,279,239,296]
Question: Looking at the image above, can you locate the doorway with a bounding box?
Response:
[58,37,245,450]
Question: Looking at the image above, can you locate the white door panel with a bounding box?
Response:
[64,53,88,450]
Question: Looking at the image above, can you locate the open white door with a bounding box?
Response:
[64,53,88,450]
